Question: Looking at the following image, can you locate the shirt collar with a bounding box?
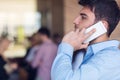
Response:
[88,40,120,54]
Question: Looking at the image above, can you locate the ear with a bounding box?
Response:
[101,20,109,30]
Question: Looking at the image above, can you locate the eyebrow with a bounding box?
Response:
[80,13,88,17]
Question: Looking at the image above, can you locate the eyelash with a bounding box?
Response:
[81,16,86,20]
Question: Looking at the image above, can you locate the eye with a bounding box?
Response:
[81,15,87,20]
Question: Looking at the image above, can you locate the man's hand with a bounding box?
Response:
[62,28,95,51]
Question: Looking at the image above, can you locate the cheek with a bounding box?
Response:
[82,19,95,29]
[78,21,91,29]
[74,17,95,29]
[85,21,93,28]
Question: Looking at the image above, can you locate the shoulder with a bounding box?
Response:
[89,47,120,67]
[45,41,58,49]
[96,47,120,59]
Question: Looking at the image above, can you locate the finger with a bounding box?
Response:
[67,31,74,35]
[79,43,89,49]
[80,28,86,34]
[84,28,96,39]
[75,29,80,33]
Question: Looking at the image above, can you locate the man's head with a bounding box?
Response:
[29,33,40,46]
[74,0,120,37]
[38,27,51,42]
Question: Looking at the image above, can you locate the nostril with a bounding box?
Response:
[73,20,77,24]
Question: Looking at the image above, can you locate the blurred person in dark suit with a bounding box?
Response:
[25,33,41,80]
[0,38,10,80]
[26,33,41,63]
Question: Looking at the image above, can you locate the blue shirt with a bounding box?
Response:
[51,40,120,80]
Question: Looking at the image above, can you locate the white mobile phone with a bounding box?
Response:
[84,21,107,43]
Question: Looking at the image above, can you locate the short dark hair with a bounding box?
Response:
[38,27,51,38]
[79,0,120,36]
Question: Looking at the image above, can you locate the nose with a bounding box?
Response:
[73,16,80,25]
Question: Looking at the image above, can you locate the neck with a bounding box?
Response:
[90,34,109,44]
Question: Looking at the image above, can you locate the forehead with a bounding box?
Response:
[80,7,95,16]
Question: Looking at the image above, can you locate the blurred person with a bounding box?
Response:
[0,38,10,80]
[8,59,19,80]
[25,33,41,63]
[32,27,58,80]
[24,33,41,80]
[53,33,62,46]
[51,0,120,80]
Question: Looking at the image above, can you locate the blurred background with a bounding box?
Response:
[0,0,120,58]
[0,0,119,80]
